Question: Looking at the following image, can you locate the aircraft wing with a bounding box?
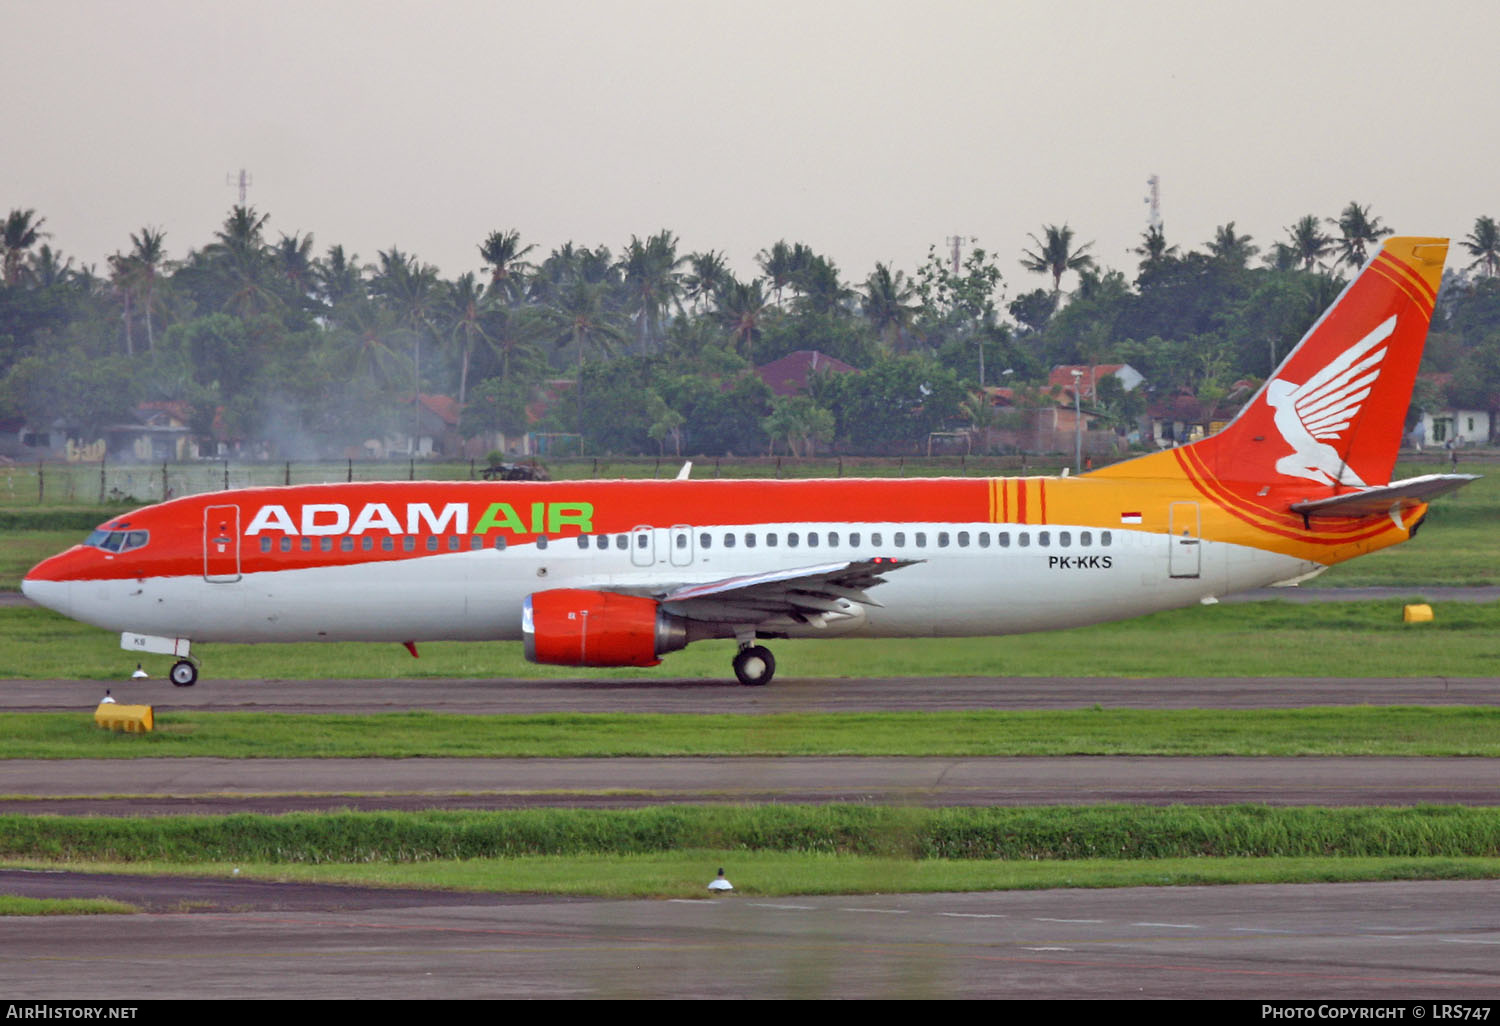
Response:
[1289,473,1478,518]
[657,557,921,627]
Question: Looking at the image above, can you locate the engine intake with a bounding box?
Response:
[523,589,688,667]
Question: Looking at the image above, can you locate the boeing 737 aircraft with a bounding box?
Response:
[23,236,1473,687]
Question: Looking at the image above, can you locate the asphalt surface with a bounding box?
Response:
[3,876,1499,998]
[9,673,1500,713]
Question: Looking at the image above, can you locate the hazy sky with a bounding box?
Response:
[9,0,1498,291]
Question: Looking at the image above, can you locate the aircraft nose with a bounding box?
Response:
[21,569,72,617]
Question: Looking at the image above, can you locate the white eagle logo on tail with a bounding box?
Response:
[1265,315,1396,487]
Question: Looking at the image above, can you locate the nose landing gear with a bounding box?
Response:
[732,644,775,687]
[169,659,199,687]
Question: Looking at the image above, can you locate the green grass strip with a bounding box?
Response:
[0,895,138,916]
[6,806,1500,862]
[7,600,1500,680]
[8,854,1500,899]
[6,706,1500,759]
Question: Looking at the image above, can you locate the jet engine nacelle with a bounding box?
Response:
[523,589,688,667]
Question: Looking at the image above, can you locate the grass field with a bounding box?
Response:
[3,599,1497,681]
[7,806,1500,897]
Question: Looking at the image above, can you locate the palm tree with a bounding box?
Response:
[1133,226,1178,273]
[1206,223,1258,268]
[478,229,535,301]
[794,254,852,316]
[1020,224,1095,294]
[315,245,365,309]
[1462,216,1500,277]
[683,250,731,312]
[1284,214,1334,272]
[29,244,73,287]
[861,263,920,350]
[1329,202,1392,268]
[619,230,685,354]
[544,275,627,369]
[443,272,494,409]
[757,240,798,306]
[128,227,168,349]
[204,206,280,315]
[715,277,770,361]
[273,232,317,304]
[2,208,49,285]
[107,252,139,356]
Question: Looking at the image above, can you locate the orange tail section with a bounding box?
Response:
[1101,236,1447,494]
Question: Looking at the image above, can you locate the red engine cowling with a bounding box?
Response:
[523,589,688,667]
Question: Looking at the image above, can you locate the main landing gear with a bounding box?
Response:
[169,659,199,687]
[732,644,776,687]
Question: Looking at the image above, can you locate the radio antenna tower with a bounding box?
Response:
[945,234,978,275]
[1144,174,1162,232]
[226,168,253,206]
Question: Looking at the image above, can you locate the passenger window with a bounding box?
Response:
[636,534,648,549]
[301,537,312,552]
[426,536,439,552]
[894,532,905,547]
[280,538,292,552]
[766,533,777,546]
[404,536,416,552]
[724,533,736,549]
[1081,531,1092,546]
[596,535,608,550]
[957,531,969,547]
[341,537,354,552]
[577,536,589,550]
[827,532,837,546]
[675,533,687,549]
[915,532,927,547]
[494,536,507,551]
[536,535,548,550]
[746,533,756,548]
[998,532,1010,548]
[1060,531,1071,547]
[808,532,819,547]
[1018,532,1030,548]
[615,535,627,550]
[871,532,881,546]
[1038,531,1050,547]
[700,533,711,549]
[938,532,950,548]
[320,537,333,552]
[470,536,483,550]
[382,537,394,552]
[848,532,859,546]
[1101,531,1112,546]
[361,537,373,551]
[787,532,799,547]
[260,537,271,553]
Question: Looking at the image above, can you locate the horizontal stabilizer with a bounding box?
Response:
[1289,474,1478,518]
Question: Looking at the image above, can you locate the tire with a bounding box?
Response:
[170,660,198,687]
[732,645,776,687]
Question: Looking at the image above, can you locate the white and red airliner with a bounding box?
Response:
[23,236,1473,687]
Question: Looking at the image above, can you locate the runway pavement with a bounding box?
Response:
[3,876,1499,998]
[7,673,1500,713]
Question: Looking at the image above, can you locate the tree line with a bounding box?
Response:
[2,203,1498,458]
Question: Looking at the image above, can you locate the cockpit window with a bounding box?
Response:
[86,529,149,553]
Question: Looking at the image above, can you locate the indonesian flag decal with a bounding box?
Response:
[1119,512,1142,524]
[1265,315,1394,488]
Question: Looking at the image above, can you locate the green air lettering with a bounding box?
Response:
[548,502,594,533]
[473,502,526,534]
[530,502,545,533]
